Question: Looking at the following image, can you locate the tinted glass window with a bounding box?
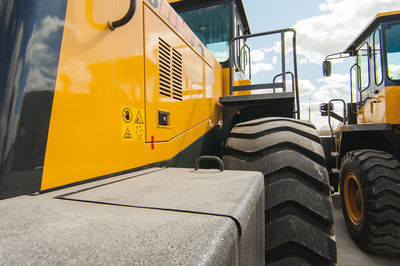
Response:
[234,7,245,71]
[358,43,370,90]
[386,24,400,80]
[374,30,383,85]
[179,4,230,62]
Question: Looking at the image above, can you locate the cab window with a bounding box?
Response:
[373,29,383,85]
[386,24,400,80]
[234,6,246,72]
[179,4,230,62]
[358,43,370,90]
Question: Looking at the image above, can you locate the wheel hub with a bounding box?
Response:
[343,172,364,225]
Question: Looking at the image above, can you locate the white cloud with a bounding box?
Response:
[389,64,400,79]
[251,49,265,62]
[293,0,400,64]
[308,74,350,117]
[317,73,349,84]
[262,42,281,54]
[296,73,351,129]
[299,79,317,94]
[252,63,274,74]
[212,51,229,62]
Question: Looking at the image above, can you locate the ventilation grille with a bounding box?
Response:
[158,38,183,101]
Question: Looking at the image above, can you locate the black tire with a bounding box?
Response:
[222,117,337,265]
[340,149,400,254]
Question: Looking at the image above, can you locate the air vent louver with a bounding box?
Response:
[158,38,183,101]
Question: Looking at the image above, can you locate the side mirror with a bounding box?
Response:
[323,60,332,77]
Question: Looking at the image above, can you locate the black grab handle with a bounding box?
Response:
[108,0,136,31]
[194,156,224,172]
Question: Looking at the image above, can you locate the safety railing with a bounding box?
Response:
[229,28,300,119]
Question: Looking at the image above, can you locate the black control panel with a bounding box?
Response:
[158,111,169,126]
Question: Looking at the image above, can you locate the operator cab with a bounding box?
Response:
[323,11,400,109]
[169,0,250,69]
[169,0,301,120]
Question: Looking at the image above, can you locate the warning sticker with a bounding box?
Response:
[122,108,133,123]
[124,128,133,139]
[135,111,144,124]
[121,106,145,142]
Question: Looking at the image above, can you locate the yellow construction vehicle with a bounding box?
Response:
[321,11,400,254]
[0,0,336,264]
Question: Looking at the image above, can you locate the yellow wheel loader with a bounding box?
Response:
[321,11,400,255]
[0,0,336,264]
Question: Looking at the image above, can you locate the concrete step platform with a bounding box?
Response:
[0,167,264,265]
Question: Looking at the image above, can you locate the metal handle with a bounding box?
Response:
[108,0,136,31]
[194,156,224,172]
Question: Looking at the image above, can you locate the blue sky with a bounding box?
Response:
[241,0,400,129]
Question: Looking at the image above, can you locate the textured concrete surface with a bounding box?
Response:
[0,167,264,265]
[60,168,263,230]
[333,194,400,266]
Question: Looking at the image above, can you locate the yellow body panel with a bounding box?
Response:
[376,10,400,19]
[358,89,386,124]
[357,86,400,125]
[385,86,400,124]
[222,68,231,96]
[42,0,222,190]
[143,3,220,142]
[222,68,252,96]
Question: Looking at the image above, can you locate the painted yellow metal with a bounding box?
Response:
[376,10,400,19]
[222,68,231,96]
[85,0,109,30]
[143,3,221,142]
[357,86,400,125]
[385,86,400,125]
[222,68,252,96]
[358,89,386,124]
[41,0,223,190]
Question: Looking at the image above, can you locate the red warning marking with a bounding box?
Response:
[151,136,155,150]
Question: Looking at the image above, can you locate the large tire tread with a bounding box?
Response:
[340,149,400,254]
[223,117,336,265]
[234,117,317,129]
[224,150,331,195]
[230,119,321,144]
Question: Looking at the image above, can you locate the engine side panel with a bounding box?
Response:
[41,0,223,191]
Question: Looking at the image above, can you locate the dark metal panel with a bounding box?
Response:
[340,123,392,132]
[0,0,67,199]
[338,125,400,159]
[219,91,294,105]
[233,82,284,91]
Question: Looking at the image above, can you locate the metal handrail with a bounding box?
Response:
[328,99,347,138]
[242,44,251,80]
[229,28,300,119]
[349,63,361,113]
[273,71,295,93]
